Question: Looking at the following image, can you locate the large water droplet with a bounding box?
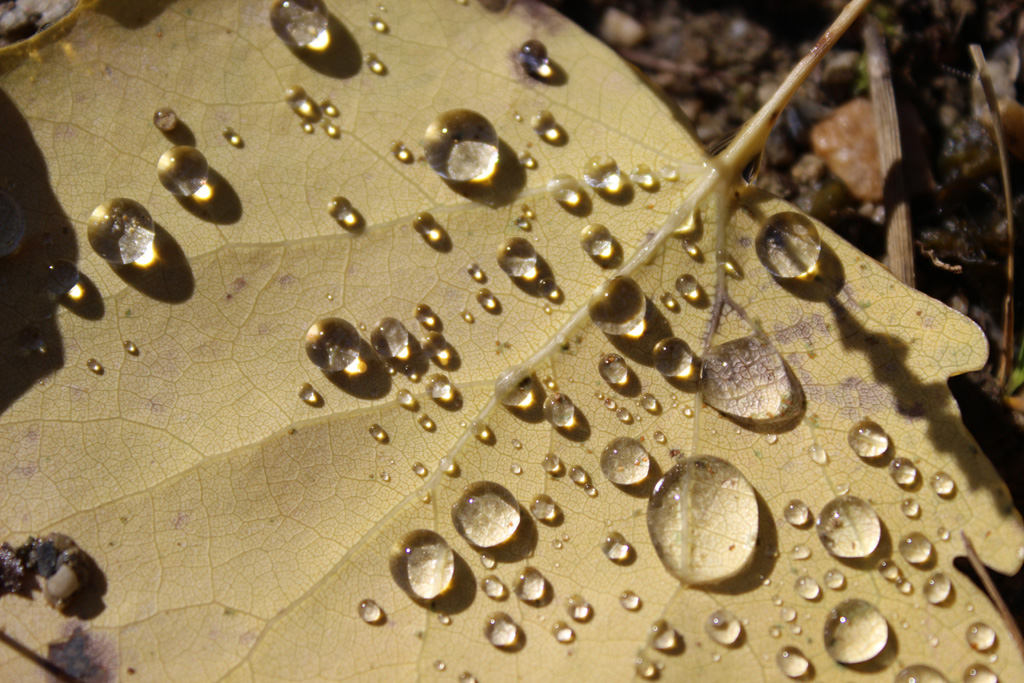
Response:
[389,530,455,600]
[705,609,742,645]
[496,237,537,279]
[647,456,758,584]
[898,532,933,565]
[700,335,803,426]
[848,419,889,459]
[895,665,949,683]
[653,337,695,378]
[270,0,328,48]
[823,598,889,664]
[924,573,952,605]
[87,198,156,265]
[157,145,209,197]
[451,481,521,548]
[816,495,881,558]
[529,494,558,523]
[358,598,385,624]
[776,646,810,678]
[966,622,996,652]
[589,276,646,335]
[423,109,500,182]
[304,318,361,372]
[514,566,548,603]
[583,156,625,193]
[600,437,650,485]
[371,317,410,360]
[517,39,553,80]
[484,612,520,649]
[755,212,822,278]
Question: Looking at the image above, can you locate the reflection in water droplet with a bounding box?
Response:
[153,107,177,131]
[368,424,387,442]
[784,500,810,527]
[551,621,574,644]
[816,495,881,559]
[123,340,139,355]
[365,53,386,74]
[600,437,650,485]
[497,237,537,278]
[700,335,802,426]
[531,110,563,143]
[371,317,410,360]
[543,393,575,427]
[794,575,821,600]
[755,212,822,278]
[824,568,846,590]
[358,598,384,624]
[902,497,921,518]
[583,156,625,193]
[963,665,998,683]
[650,619,679,651]
[776,646,809,678]
[705,609,742,645]
[569,466,590,486]
[87,198,156,265]
[580,223,615,262]
[823,598,889,664]
[647,456,758,584]
[653,337,695,378]
[517,39,552,80]
[485,612,520,649]
[495,368,533,407]
[888,457,918,487]
[428,374,455,402]
[298,382,322,406]
[566,594,592,622]
[599,353,629,386]
[589,276,646,336]
[304,318,361,372]
[924,573,952,605]
[389,529,455,600]
[620,590,641,610]
[514,567,548,603]
[898,532,933,565]
[369,14,387,32]
[640,393,659,413]
[270,0,328,48]
[601,531,631,563]
[930,472,956,497]
[157,145,209,197]
[424,110,499,182]
[415,304,440,331]
[327,196,360,229]
[966,623,996,652]
[790,545,811,560]
[86,359,104,375]
[482,575,506,600]
[477,288,499,312]
[548,174,583,207]
[848,419,889,459]
[542,453,563,476]
[630,163,658,190]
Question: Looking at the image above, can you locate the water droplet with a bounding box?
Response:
[682,406,694,418]
[562,593,591,622]
[86,359,104,375]
[389,529,455,600]
[467,263,486,283]
[531,110,563,143]
[775,646,809,678]
[808,443,829,465]
[888,457,918,487]
[459,674,477,683]
[476,288,499,312]
[598,353,629,385]
[428,374,456,402]
[620,590,641,610]
[816,495,881,558]
[417,415,436,432]
[894,665,949,683]
[660,292,679,311]
[794,575,821,600]
[569,465,590,486]
[365,53,386,74]
[755,212,821,279]
[963,665,998,683]
[824,568,846,590]
[649,619,679,651]
[635,655,660,679]
[298,382,323,406]
[517,39,553,80]
[653,430,667,444]
[823,598,889,664]
[600,437,650,485]
[647,456,758,584]
[898,532,933,565]
[784,500,811,527]
[877,559,901,581]
[601,531,632,563]
[924,573,952,605]
[848,419,889,459]
[370,317,410,361]
[538,277,559,301]
[481,575,507,600]
[551,621,574,644]
[674,274,703,303]
[368,424,388,443]
[541,453,563,476]
[390,141,413,163]
[301,122,314,134]
[45,259,79,298]
[496,237,537,279]
[223,127,243,146]
[396,389,418,410]
[630,163,658,190]
[153,107,177,131]
[415,304,440,331]
[424,110,499,182]
[583,155,625,193]
[902,497,921,518]
[547,173,582,207]
[87,198,156,265]
[495,369,535,408]
[433,660,445,672]
[653,337,695,378]
[589,276,646,336]
[705,609,742,646]
[285,86,320,122]
[791,545,811,560]
[514,566,548,603]
[518,151,537,169]
[580,223,615,263]
[527,494,557,524]
[701,335,803,426]
[966,623,996,652]
[484,612,520,649]
[541,392,575,427]
[930,472,956,497]
[270,0,328,48]
[304,318,361,372]
[123,340,139,355]
[640,393,659,413]
[157,145,209,197]
[369,14,388,32]
[327,196,361,230]
[358,598,384,624]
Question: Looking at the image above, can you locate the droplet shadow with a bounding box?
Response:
[156,117,196,147]
[606,299,673,365]
[554,407,590,442]
[95,0,177,27]
[555,189,590,218]
[174,170,241,224]
[610,455,662,499]
[777,242,845,302]
[286,14,362,80]
[595,182,634,207]
[508,255,553,298]
[440,140,525,208]
[323,340,391,399]
[63,551,107,621]
[485,509,538,563]
[112,222,194,303]
[57,272,104,320]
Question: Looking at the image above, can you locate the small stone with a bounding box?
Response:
[810,98,882,202]
[598,8,645,48]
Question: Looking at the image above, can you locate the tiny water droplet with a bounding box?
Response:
[368,424,387,442]
[87,198,156,265]
[924,573,952,604]
[390,141,413,163]
[298,382,322,406]
[930,472,956,497]
[369,14,388,32]
[794,575,821,600]
[653,430,667,444]
[579,223,617,266]
[45,259,79,298]
[756,212,822,279]
[358,598,384,624]
[473,422,492,442]
[460,310,474,323]
[222,127,243,146]
[270,0,328,48]
[321,100,338,117]
[674,274,704,303]
[660,292,679,311]
[327,196,361,230]
[414,304,440,331]
[808,443,829,465]
[480,553,496,569]
[467,263,486,283]
[776,646,810,678]
[629,163,658,190]
[542,393,575,427]
[653,337,695,378]
[639,393,659,413]
[565,593,592,622]
[823,598,889,664]
[902,497,921,518]
[389,529,455,600]
[600,437,650,485]
[898,532,933,565]
[123,340,139,355]
[877,559,901,581]
[396,389,418,410]
[824,568,846,590]
[481,575,507,600]
[620,590,641,610]
[514,567,548,603]
[701,335,802,426]
[484,612,520,649]
[966,623,996,652]
[635,655,661,679]
[529,494,558,523]
[894,665,949,683]
[86,359,104,375]
[598,353,629,385]
[496,237,537,279]
[517,39,553,80]
[888,457,918,487]
[705,609,742,646]
[601,531,632,563]
[583,155,625,193]
[568,465,590,486]
[816,495,881,558]
[963,665,998,683]
[424,109,499,182]
[790,545,811,560]
[370,317,410,361]
[531,110,564,144]
[428,374,456,403]
[153,107,177,131]
[304,318,361,372]
[417,415,435,431]
[518,151,537,169]
[365,53,386,74]
[477,288,499,312]
[541,454,563,476]
[552,621,575,643]
[848,419,889,459]
[589,276,646,336]
[784,500,810,527]
[157,145,209,197]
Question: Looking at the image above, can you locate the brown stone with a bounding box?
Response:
[810,98,883,202]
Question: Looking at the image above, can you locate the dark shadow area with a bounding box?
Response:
[844,626,898,674]
[94,0,178,28]
[57,272,104,321]
[610,456,663,499]
[157,118,196,147]
[174,170,241,224]
[587,236,623,269]
[595,182,634,207]
[778,242,845,302]
[0,630,80,683]
[555,407,590,442]
[62,551,107,621]
[555,187,590,217]
[662,373,699,395]
[324,340,391,399]
[501,378,546,424]
[707,490,778,595]
[0,89,74,416]
[441,140,525,208]
[112,222,194,303]
[286,14,362,80]
[606,299,673,366]
[487,509,538,563]
[431,390,464,413]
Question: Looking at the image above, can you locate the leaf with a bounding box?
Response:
[0,0,1021,681]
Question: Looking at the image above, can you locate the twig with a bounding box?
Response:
[969,45,1015,388]
[961,532,1024,658]
[864,18,915,287]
